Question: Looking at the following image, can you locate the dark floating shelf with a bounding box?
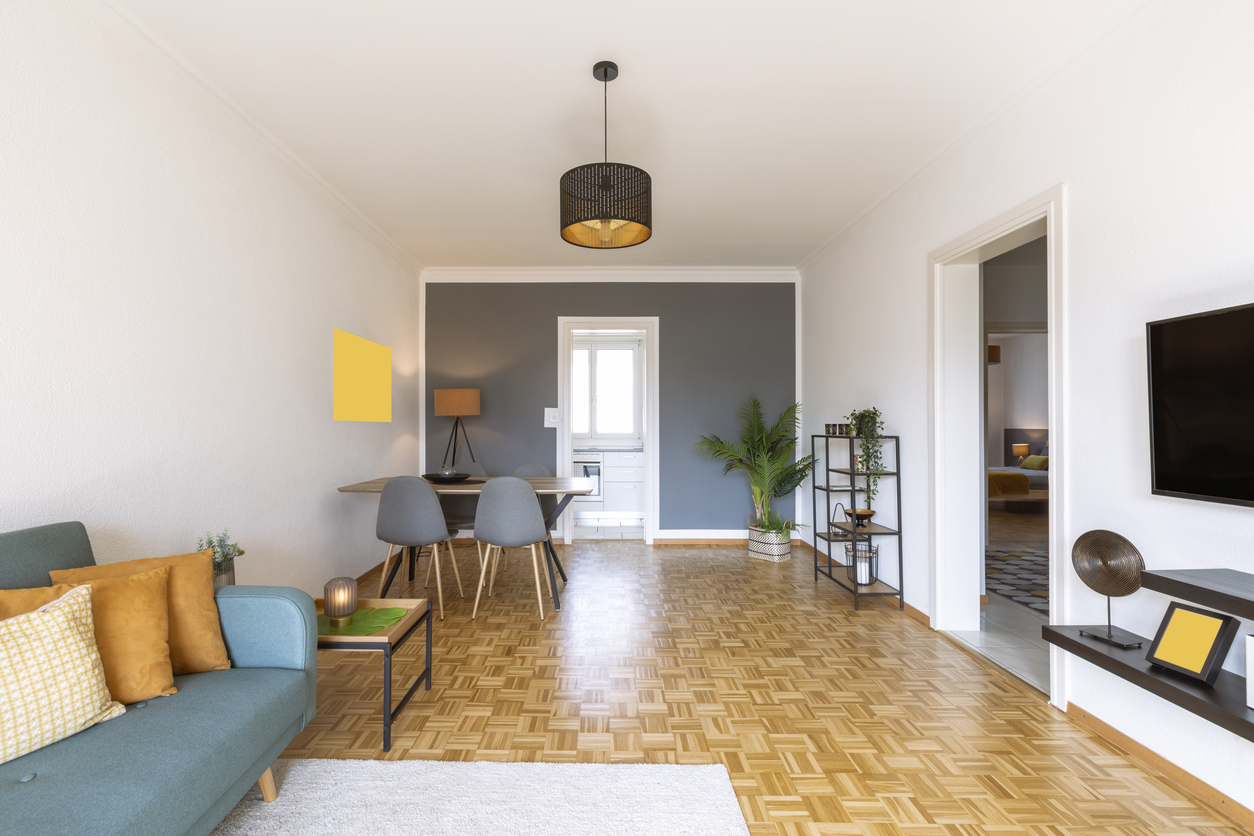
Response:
[1140,568,1254,622]
[1043,625,1254,744]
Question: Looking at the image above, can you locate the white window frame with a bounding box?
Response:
[572,337,644,444]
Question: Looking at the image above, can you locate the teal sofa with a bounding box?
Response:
[0,522,318,836]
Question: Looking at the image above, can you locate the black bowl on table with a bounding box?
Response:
[421,473,473,484]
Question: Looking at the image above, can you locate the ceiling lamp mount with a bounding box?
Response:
[560,61,652,249]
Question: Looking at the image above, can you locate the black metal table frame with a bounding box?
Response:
[316,600,432,752]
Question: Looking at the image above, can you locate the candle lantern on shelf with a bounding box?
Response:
[324,577,358,628]
[845,542,879,587]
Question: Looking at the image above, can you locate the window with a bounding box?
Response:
[571,337,643,441]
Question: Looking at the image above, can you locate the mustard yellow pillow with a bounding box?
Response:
[62,567,177,704]
[1021,455,1049,471]
[0,584,74,621]
[52,550,229,675]
[0,586,126,764]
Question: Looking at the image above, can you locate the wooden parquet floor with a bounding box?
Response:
[282,541,1245,836]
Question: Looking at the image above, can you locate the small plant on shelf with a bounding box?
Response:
[845,407,884,510]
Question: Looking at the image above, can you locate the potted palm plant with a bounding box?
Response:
[695,397,816,561]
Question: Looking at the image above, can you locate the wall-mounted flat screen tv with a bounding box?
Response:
[1148,301,1254,507]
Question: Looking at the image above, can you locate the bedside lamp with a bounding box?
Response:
[1012,443,1030,466]
[324,577,358,628]
[434,388,481,468]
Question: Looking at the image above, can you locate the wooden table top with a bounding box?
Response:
[337,476,597,496]
[315,597,429,646]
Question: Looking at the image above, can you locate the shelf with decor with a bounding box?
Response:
[810,433,903,610]
[1044,565,1254,742]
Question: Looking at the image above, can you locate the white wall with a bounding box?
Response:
[1000,334,1048,430]
[801,0,1254,805]
[1,0,420,595]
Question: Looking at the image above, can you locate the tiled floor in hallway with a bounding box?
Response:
[284,540,1242,835]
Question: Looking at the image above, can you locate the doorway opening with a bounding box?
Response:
[927,186,1065,705]
[557,317,660,545]
[970,238,1051,692]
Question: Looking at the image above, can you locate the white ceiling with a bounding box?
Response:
[115,0,1129,268]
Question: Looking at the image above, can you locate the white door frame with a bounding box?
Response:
[557,317,660,545]
[927,185,1066,708]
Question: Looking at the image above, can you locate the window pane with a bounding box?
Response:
[572,349,590,434]
[595,349,634,434]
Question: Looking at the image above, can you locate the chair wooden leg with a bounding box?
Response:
[476,541,485,586]
[489,546,501,597]
[432,541,445,621]
[447,540,464,597]
[424,545,434,588]
[256,766,277,802]
[529,543,545,621]
[472,545,492,619]
[378,543,395,597]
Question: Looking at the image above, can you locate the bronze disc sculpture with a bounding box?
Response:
[1072,529,1145,648]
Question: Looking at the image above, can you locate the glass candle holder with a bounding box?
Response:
[324,577,358,628]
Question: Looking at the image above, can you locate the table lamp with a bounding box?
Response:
[1012,443,1030,466]
[324,577,358,628]
[434,388,481,468]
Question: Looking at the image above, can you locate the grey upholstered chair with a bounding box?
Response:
[512,462,558,560]
[472,476,550,620]
[377,476,463,620]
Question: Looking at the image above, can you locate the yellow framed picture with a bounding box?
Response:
[1145,601,1239,686]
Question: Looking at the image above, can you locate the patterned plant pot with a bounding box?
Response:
[748,526,791,562]
[213,559,236,588]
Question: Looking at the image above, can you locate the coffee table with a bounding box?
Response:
[315,597,432,752]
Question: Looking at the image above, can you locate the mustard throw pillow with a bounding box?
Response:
[1021,455,1049,471]
[0,586,126,764]
[0,584,74,621]
[52,550,229,674]
[62,567,178,704]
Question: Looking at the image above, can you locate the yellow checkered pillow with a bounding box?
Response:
[0,585,125,764]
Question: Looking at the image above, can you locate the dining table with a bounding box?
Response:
[337,475,596,610]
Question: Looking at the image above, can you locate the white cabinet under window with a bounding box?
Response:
[571,339,643,444]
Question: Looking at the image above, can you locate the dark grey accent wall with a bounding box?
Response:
[425,283,796,530]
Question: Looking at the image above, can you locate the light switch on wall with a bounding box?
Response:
[544,408,560,428]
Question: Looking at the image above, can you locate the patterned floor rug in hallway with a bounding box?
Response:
[285,539,1241,835]
[985,547,1050,613]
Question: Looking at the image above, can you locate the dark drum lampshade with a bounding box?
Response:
[560,163,652,249]
[560,61,652,249]
[324,577,358,628]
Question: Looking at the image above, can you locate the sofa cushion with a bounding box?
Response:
[0,586,126,764]
[53,551,230,676]
[0,522,95,590]
[68,567,178,704]
[0,667,307,836]
[0,583,74,620]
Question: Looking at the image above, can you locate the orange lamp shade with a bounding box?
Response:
[1012,443,1030,457]
[433,389,481,417]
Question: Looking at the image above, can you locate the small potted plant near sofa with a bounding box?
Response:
[695,397,816,561]
[843,407,884,528]
[197,528,244,587]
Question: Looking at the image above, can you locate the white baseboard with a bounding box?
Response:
[654,529,750,542]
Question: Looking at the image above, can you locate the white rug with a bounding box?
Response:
[212,759,750,836]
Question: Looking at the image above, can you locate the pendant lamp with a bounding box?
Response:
[560,61,652,249]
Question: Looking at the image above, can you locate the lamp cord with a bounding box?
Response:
[603,77,608,163]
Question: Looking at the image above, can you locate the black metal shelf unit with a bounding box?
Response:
[810,434,903,610]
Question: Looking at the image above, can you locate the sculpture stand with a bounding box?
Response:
[1078,596,1144,649]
